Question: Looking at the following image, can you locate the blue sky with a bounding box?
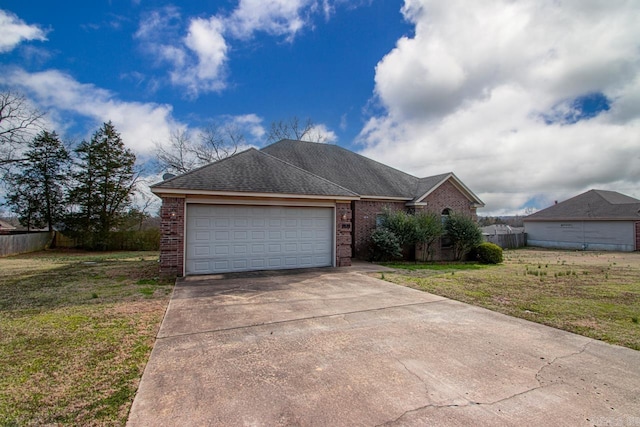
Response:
[2,1,640,215]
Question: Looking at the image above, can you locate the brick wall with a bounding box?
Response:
[336,203,352,266]
[635,222,640,251]
[159,197,184,277]
[417,181,478,261]
[352,179,479,261]
[422,180,477,219]
[352,200,406,259]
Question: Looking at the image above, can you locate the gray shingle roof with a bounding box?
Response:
[412,173,452,202]
[151,148,358,198]
[151,139,484,205]
[525,190,640,221]
[261,139,418,198]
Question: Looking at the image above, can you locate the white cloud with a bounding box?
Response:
[135,1,337,96]
[173,16,228,95]
[227,114,266,140]
[0,9,47,53]
[359,0,640,214]
[4,68,182,155]
[226,0,313,41]
[305,123,337,143]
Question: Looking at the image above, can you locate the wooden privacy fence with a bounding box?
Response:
[484,233,527,249]
[0,231,55,257]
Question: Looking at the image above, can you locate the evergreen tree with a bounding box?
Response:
[4,130,70,231]
[67,122,137,249]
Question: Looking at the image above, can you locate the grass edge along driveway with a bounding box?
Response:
[381,248,640,351]
[0,250,173,427]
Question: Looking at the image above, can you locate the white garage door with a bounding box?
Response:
[186,204,334,275]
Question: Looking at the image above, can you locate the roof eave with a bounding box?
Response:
[414,173,485,206]
[524,217,639,222]
[150,187,360,201]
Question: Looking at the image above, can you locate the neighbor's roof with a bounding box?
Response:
[151,148,359,199]
[0,219,16,230]
[524,189,640,221]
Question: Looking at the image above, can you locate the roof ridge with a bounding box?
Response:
[258,149,360,197]
[266,139,420,181]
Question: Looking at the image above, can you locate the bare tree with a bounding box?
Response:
[155,123,242,175]
[0,91,45,168]
[267,116,327,143]
[154,129,197,175]
[192,123,241,164]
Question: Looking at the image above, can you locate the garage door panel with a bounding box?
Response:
[268,258,282,268]
[268,244,281,253]
[214,218,230,227]
[234,231,248,239]
[285,230,298,239]
[214,231,229,240]
[250,259,265,268]
[186,205,333,274]
[194,246,210,256]
[194,218,209,227]
[251,231,265,239]
[214,246,229,255]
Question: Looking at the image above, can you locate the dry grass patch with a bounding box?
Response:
[0,250,173,426]
[382,248,640,351]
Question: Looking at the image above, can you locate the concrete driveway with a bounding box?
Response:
[128,264,640,426]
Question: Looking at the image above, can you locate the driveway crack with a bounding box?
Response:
[535,340,592,387]
[156,300,446,340]
[377,341,594,426]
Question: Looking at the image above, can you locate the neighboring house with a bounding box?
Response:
[524,189,640,252]
[151,139,484,276]
[0,219,17,234]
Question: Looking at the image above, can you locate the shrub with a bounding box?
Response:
[444,213,483,260]
[370,228,402,261]
[379,208,416,247]
[476,242,503,264]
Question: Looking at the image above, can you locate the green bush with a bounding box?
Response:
[370,228,402,261]
[444,213,483,260]
[476,242,503,264]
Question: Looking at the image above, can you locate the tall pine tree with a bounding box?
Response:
[67,122,137,249]
[4,130,70,231]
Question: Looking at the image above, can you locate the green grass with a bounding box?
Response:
[382,248,640,351]
[0,250,173,426]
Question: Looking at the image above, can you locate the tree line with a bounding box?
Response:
[3,121,139,250]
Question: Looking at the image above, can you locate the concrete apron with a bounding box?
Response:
[128,267,640,426]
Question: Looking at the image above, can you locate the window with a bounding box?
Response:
[441,208,453,248]
[375,213,385,228]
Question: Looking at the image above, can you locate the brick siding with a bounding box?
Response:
[352,200,406,259]
[336,203,352,266]
[352,179,479,261]
[422,180,478,220]
[636,222,640,251]
[159,197,184,277]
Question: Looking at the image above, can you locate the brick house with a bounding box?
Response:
[151,139,484,276]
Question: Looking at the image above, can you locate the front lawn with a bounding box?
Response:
[0,250,173,426]
[381,248,640,350]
